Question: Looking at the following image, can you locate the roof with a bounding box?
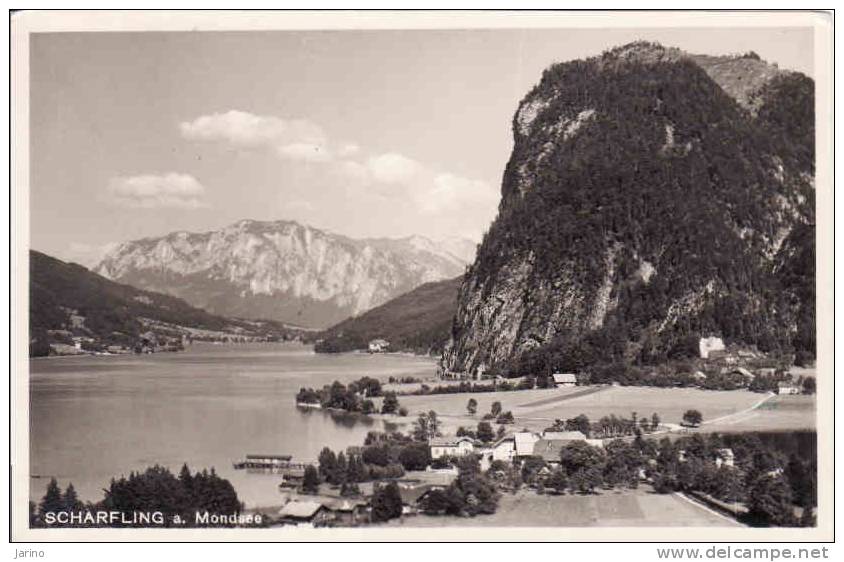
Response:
[541,431,587,441]
[492,434,515,448]
[732,367,755,379]
[552,373,577,383]
[716,448,735,459]
[278,501,324,519]
[398,484,436,505]
[369,339,390,346]
[246,454,292,460]
[429,436,473,447]
[321,498,368,512]
[514,432,540,456]
[532,440,569,463]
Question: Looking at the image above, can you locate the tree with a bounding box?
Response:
[799,507,816,527]
[38,478,64,520]
[318,447,338,482]
[340,481,360,497]
[361,399,375,414]
[545,469,568,494]
[564,414,591,436]
[520,456,547,485]
[371,482,403,522]
[467,398,478,415]
[456,426,475,438]
[302,465,320,495]
[802,377,816,395]
[746,474,796,527]
[490,401,503,418]
[420,487,464,516]
[62,482,83,512]
[559,442,606,494]
[682,409,703,427]
[399,442,432,471]
[476,421,495,443]
[496,411,515,425]
[381,392,399,414]
[455,470,499,516]
[347,455,368,483]
[651,412,661,431]
[412,411,441,441]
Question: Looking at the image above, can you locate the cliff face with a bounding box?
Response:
[95,220,473,328]
[443,42,815,375]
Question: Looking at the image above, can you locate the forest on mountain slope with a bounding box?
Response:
[447,44,815,377]
[315,277,462,355]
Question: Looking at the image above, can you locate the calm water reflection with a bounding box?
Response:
[29,343,435,507]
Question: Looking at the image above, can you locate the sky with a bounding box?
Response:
[29,26,814,267]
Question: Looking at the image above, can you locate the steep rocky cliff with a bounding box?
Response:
[443,42,814,376]
[95,220,473,328]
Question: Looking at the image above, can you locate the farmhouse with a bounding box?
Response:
[368,339,390,353]
[725,366,755,384]
[489,434,516,462]
[698,336,726,359]
[715,448,735,468]
[551,373,577,387]
[277,500,331,527]
[778,382,801,395]
[531,431,603,464]
[429,436,474,459]
[514,431,541,458]
[321,498,369,525]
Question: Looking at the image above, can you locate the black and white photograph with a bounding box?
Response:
[10,9,834,543]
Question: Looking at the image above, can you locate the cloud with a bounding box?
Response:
[420,173,498,213]
[180,110,331,162]
[107,173,207,209]
[366,152,423,184]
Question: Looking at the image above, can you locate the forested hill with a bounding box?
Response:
[314,276,462,355]
[443,42,815,377]
[29,250,297,355]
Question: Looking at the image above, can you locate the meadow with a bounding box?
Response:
[382,486,740,527]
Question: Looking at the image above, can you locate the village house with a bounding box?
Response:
[698,336,726,359]
[490,434,516,462]
[320,498,369,526]
[277,500,332,527]
[276,467,306,490]
[778,381,801,395]
[514,431,541,458]
[475,363,488,380]
[724,366,755,385]
[368,339,390,353]
[397,484,436,515]
[551,373,577,387]
[715,448,735,468]
[531,431,601,465]
[429,436,474,459]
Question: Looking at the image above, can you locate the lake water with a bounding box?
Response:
[29,343,437,508]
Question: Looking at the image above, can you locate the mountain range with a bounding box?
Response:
[94,220,475,328]
[442,42,815,376]
[29,250,299,356]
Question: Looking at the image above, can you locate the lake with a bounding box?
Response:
[29,343,437,508]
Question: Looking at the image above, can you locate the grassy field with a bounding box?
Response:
[385,385,776,434]
[381,487,741,527]
[701,394,816,432]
